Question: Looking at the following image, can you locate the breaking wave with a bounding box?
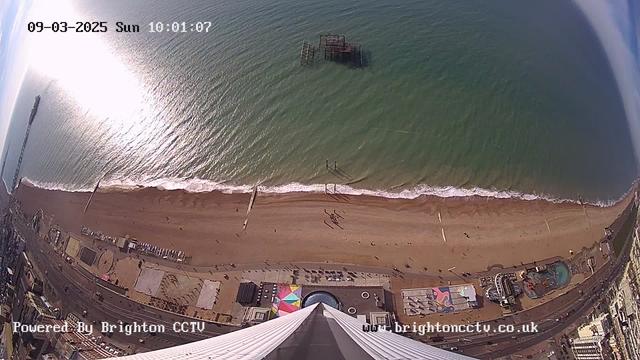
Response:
[20,176,629,208]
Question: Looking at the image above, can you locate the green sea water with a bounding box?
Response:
[3,0,637,202]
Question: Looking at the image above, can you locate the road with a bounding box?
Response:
[12,198,637,358]
[480,220,634,359]
[459,256,617,358]
[14,219,237,354]
[432,201,636,358]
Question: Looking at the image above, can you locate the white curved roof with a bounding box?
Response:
[109,303,476,360]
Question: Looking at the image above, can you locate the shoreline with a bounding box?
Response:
[14,181,636,276]
[20,176,634,207]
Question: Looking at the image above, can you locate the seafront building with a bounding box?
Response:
[571,336,608,360]
[12,293,58,359]
[570,313,612,360]
[110,303,472,360]
[46,317,117,359]
[576,313,610,339]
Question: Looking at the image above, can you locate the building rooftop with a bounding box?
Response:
[369,312,391,327]
[257,283,390,320]
[26,292,56,319]
[302,285,389,316]
[242,307,271,324]
[577,313,610,338]
[56,324,116,358]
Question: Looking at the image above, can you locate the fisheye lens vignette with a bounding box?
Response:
[0,0,640,359]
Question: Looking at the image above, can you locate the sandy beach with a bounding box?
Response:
[14,183,633,275]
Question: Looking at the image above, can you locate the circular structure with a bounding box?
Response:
[554,262,570,287]
[347,307,357,315]
[361,291,370,299]
[302,291,339,309]
[523,262,572,299]
[97,250,115,274]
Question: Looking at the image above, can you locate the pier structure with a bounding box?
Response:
[243,185,259,230]
[0,142,9,208]
[0,141,9,182]
[84,176,103,213]
[299,34,364,68]
[319,34,363,67]
[12,95,41,192]
[300,40,315,65]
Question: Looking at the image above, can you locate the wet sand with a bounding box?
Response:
[14,183,634,275]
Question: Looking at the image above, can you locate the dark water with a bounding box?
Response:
[2,0,637,202]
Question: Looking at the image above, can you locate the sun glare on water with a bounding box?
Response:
[25,0,153,144]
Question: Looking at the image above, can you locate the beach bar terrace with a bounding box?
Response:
[402,284,478,316]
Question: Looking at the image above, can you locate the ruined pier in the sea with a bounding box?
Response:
[300,40,315,65]
[320,34,363,66]
[300,34,364,68]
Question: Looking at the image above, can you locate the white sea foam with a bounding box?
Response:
[20,176,628,208]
